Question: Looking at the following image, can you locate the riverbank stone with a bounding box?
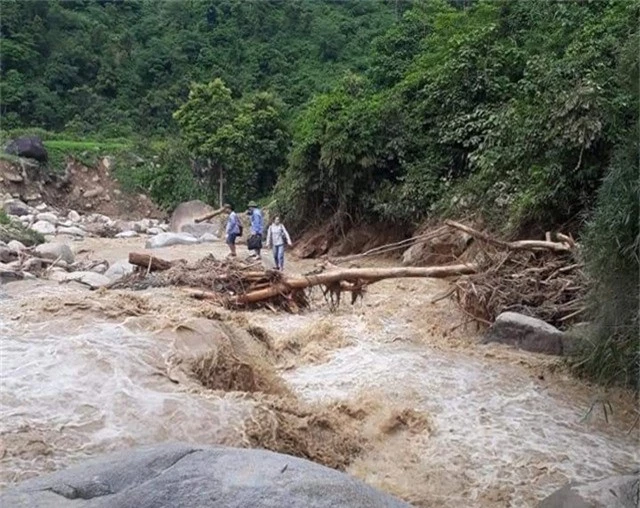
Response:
[0,443,410,508]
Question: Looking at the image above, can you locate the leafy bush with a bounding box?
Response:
[571,131,639,388]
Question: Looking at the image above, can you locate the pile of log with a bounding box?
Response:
[124,252,476,312]
[444,220,587,329]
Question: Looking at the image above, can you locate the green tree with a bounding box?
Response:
[173,79,288,208]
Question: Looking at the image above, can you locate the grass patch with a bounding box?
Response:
[44,139,132,172]
[0,210,45,246]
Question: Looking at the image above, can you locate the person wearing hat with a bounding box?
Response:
[247,200,263,258]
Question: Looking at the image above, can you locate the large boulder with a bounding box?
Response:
[538,474,639,508]
[145,232,199,249]
[35,242,75,265]
[181,222,219,238]
[0,443,409,508]
[484,311,566,355]
[30,220,56,235]
[2,199,31,217]
[4,136,48,163]
[170,200,215,233]
[402,229,473,266]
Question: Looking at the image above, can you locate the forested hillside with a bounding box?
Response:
[1,0,400,134]
[1,0,637,385]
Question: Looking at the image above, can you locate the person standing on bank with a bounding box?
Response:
[266,216,292,271]
[247,201,263,258]
[224,203,241,258]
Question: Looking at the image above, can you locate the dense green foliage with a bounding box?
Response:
[173,79,288,208]
[1,0,398,135]
[276,0,638,235]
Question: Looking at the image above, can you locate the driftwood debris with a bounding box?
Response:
[122,251,475,311]
[129,252,174,271]
[444,220,572,252]
[442,221,585,329]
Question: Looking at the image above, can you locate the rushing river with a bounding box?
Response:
[1,257,638,506]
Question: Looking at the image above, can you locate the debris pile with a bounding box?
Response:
[116,252,476,312]
[445,220,587,329]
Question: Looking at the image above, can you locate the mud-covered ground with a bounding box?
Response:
[1,235,637,507]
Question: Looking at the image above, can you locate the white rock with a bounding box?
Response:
[115,230,139,239]
[104,260,135,281]
[35,203,48,211]
[145,232,199,249]
[91,263,108,274]
[48,270,69,282]
[199,233,218,243]
[132,221,147,233]
[147,227,162,236]
[57,226,87,237]
[36,212,59,224]
[68,210,81,222]
[30,221,56,235]
[64,271,111,289]
[7,240,26,253]
[35,242,75,264]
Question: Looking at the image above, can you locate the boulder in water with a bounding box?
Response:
[484,312,566,355]
[145,232,199,249]
[35,242,75,264]
[0,443,410,508]
[538,474,639,508]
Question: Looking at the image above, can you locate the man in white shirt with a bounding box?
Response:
[265,215,292,270]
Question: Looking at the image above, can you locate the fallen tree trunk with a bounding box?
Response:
[233,264,477,304]
[444,220,572,252]
[129,252,174,271]
[194,207,226,224]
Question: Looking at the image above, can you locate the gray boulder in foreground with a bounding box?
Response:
[484,311,566,355]
[0,443,410,508]
[538,474,639,508]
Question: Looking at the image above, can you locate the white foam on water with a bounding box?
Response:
[0,316,252,486]
[280,315,638,506]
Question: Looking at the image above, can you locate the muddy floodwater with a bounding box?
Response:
[1,237,638,507]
